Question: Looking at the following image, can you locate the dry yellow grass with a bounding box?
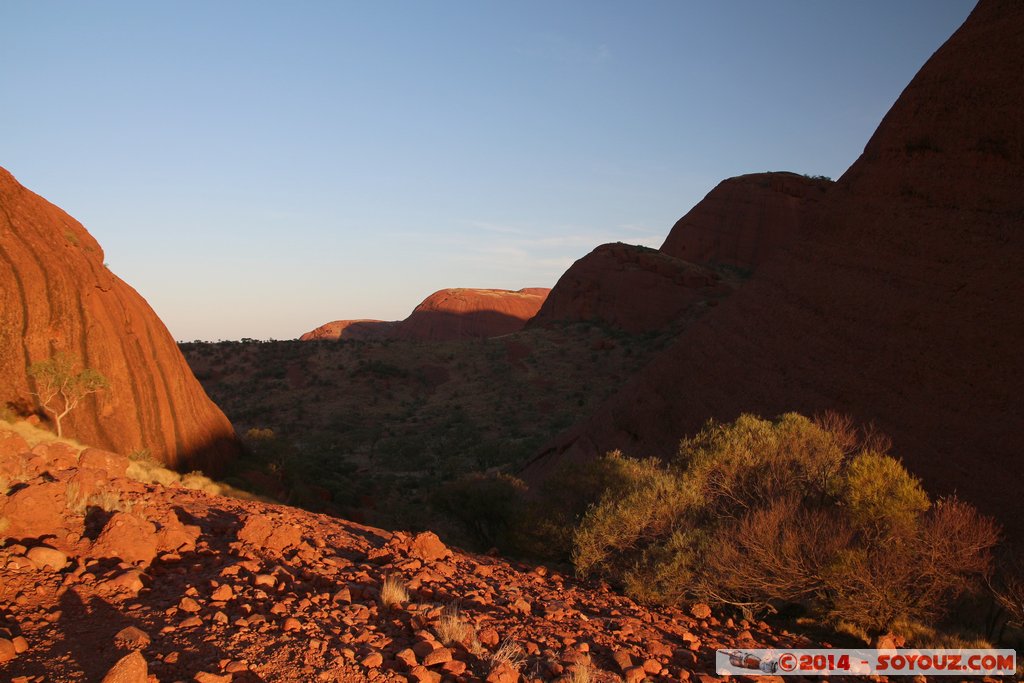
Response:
[1,418,86,451]
[488,638,526,673]
[435,603,476,647]
[3,419,264,502]
[566,660,595,683]
[379,575,409,609]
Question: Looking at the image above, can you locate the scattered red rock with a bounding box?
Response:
[407,531,450,563]
[99,651,147,683]
[113,626,151,651]
[236,513,303,552]
[92,512,159,566]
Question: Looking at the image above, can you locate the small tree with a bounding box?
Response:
[28,352,108,437]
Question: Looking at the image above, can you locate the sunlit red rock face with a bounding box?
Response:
[0,167,239,471]
[530,173,830,333]
[528,0,1024,536]
[396,287,549,341]
[302,288,550,342]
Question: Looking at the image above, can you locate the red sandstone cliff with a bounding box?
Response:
[0,167,239,471]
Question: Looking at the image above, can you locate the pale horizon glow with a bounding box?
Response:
[0,1,975,340]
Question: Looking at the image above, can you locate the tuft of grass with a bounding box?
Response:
[435,603,476,647]
[379,574,409,609]
[890,618,993,650]
[127,457,264,501]
[488,637,526,673]
[566,659,596,683]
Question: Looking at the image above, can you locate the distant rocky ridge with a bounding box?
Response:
[301,287,550,342]
[0,167,239,471]
[527,0,1024,537]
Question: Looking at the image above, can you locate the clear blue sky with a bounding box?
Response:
[1,1,974,341]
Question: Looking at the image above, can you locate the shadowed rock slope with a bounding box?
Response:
[530,173,831,333]
[0,167,239,471]
[660,172,832,271]
[527,0,1024,536]
[302,288,550,342]
[528,243,734,334]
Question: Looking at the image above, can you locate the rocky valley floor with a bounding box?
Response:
[0,424,890,683]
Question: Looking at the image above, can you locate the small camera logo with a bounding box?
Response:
[726,650,778,673]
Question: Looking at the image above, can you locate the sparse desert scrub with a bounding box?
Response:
[379,574,408,610]
[567,413,1000,635]
[432,472,528,550]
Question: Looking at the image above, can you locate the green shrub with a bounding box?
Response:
[842,451,929,536]
[566,413,999,634]
[572,455,691,579]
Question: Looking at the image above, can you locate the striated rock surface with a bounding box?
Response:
[527,0,1024,536]
[0,167,239,471]
[302,287,550,342]
[529,243,734,333]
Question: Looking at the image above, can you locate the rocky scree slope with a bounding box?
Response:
[1,423,850,683]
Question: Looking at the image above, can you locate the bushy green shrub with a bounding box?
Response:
[573,454,692,579]
[842,451,929,536]
[567,413,999,634]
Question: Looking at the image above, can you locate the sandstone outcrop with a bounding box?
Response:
[301,287,550,342]
[531,173,829,334]
[0,167,239,471]
[660,172,831,271]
